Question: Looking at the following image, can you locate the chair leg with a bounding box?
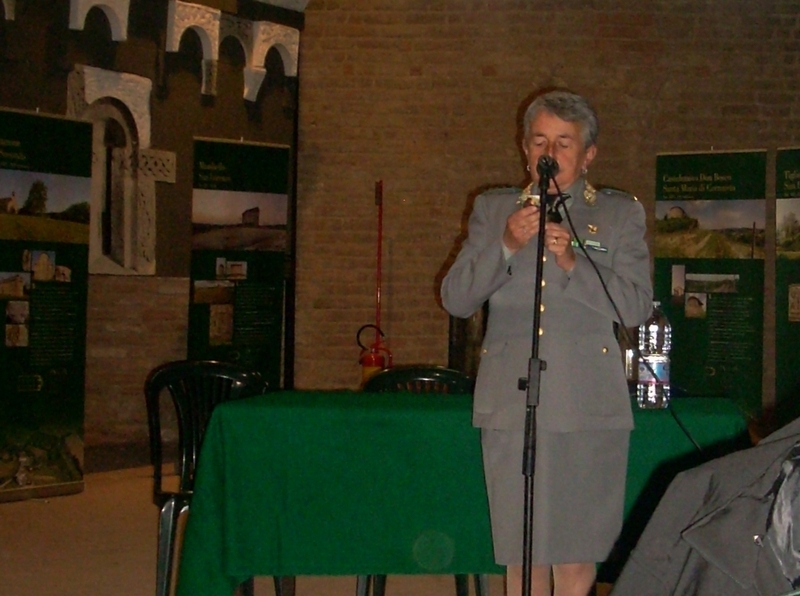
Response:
[372,574,387,596]
[474,573,489,596]
[454,574,470,596]
[156,499,181,596]
[237,577,255,596]
[274,576,296,596]
[356,575,370,596]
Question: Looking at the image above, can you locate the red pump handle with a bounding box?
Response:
[357,324,385,352]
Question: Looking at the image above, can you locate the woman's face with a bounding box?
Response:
[523,110,597,192]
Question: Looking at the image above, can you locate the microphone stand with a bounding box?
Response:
[520,165,558,596]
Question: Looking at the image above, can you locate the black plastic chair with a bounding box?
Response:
[144,359,294,596]
[359,365,487,596]
[363,364,476,395]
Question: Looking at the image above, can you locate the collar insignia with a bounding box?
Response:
[584,181,597,206]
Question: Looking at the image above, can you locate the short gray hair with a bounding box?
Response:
[523,90,598,149]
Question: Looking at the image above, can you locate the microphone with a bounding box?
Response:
[535,156,562,222]
[536,155,559,178]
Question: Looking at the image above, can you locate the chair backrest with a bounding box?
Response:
[144,359,268,494]
[362,364,474,394]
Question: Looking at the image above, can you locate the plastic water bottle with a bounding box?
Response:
[637,302,672,409]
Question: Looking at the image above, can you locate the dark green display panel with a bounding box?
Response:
[776,148,800,199]
[188,250,285,391]
[775,148,800,424]
[189,138,290,389]
[0,110,92,176]
[193,138,289,194]
[653,259,763,417]
[0,109,91,501]
[656,151,767,201]
[654,151,766,418]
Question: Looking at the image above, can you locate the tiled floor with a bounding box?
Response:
[0,464,611,596]
[0,466,156,596]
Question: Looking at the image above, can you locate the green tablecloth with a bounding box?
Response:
[176,392,749,596]
[176,391,502,596]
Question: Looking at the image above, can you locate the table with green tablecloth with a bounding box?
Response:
[176,392,749,595]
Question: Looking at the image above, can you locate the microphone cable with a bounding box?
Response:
[548,177,704,455]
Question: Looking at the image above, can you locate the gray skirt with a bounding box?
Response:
[480,427,630,566]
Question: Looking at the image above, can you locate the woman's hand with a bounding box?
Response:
[545,222,576,272]
[503,204,540,254]
[504,208,576,272]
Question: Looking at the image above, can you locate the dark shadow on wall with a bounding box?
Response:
[78,6,118,71]
[434,183,520,376]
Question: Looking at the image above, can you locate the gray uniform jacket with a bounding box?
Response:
[441,179,653,432]
[611,418,800,596]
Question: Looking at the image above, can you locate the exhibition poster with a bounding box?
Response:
[0,108,91,501]
[654,150,766,416]
[775,148,800,416]
[188,138,290,390]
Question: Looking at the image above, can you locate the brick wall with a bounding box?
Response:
[12,0,798,444]
[85,276,189,445]
[293,0,800,393]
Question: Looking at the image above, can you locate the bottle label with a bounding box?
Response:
[639,358,669,384]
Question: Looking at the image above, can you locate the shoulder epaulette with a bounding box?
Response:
[599,187,638,201]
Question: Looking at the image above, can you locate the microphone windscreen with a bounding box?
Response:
[536,155,559,177]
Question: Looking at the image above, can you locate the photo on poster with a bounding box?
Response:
[789,284,800,323]
[777,198,800,259]
[215,257,227,279]
[55,265,72,282]
[684,272,739,294]
[192,189,287,251]
[225,260,247,280]
[670,264,685,305]
[30,249,56,281]
[0,170,91,243]
[209,304,234,346]
[684,293,708,319]
[654,200,765,259]
[0,271,31,298]
[5,324,29,347]
[193,280,235,304]
[6,300,29,324]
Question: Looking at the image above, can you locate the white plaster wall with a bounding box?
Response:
[166,0,220,61]
[2,0,15,20]
[219,13,252,63]
[77,65,152,149]
[166,1,300,100]
[69,0,130,41]
[252,21,299,77]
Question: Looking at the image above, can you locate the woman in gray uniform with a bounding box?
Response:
[441,90,652,596]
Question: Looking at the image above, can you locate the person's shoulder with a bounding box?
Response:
[596,186,639,203]
[478,186,522,199]
[473,186,523,210]
[595,186,643,216]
